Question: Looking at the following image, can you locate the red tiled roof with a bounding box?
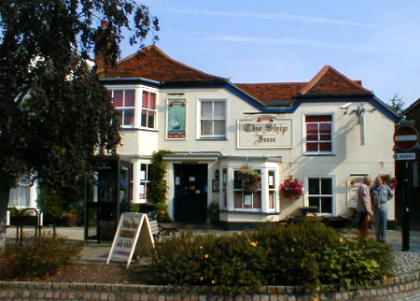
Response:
[98,45,224,82]
[235,82,307,106]
[236,66,372,105]
[300,65,372,97]
[99,46,373,105]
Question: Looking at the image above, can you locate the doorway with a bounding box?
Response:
[174,164,208,223]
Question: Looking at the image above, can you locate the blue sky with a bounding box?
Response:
[121,1,420,106]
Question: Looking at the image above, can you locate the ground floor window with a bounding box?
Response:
[140,163,151,202]
[233,170,262,209]
[268,170,277,209]
[307,177,333,214]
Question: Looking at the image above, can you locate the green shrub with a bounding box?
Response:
[137,221,392,293]
[0,236,82,280]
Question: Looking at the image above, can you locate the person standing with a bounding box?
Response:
[357,176,374,238]
[372,176,393,242]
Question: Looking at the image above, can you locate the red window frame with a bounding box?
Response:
[305,115,333,153]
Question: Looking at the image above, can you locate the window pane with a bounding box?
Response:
[233,171,242,189]
[113,90,123,107]
[201,120,212,136]
[124,109,134,126]
[213,120,226,136]
[308,178,319,194]
[214,102,225,119]
[306,123,318,141]
[306,143,318,152]
[253,192,261,209]
[140,164,147,180]
[319,143,332,152]
[125,90,135,107]
[142,91,149,108]
[308,197,320,211]
[141,111,147,127]
[321,178,332,194]
[268,170,275,189]
[148,111,155,128]
[319,123,331,141]
[234,192,243,208]
[269,191,275,209]
[243,193,253,208]
[201,101,212,119]
[321,197,333,213]
[149,93,156,109]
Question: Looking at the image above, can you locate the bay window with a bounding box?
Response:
[233,170,262,209]
[111,89,135,127]
[268,170,277,209]
[305,115,333,154]
[307,177,333,214]
[141,91,157,129]
[200,100,226,138]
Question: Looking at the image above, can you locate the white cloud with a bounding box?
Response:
[167,8,373,28]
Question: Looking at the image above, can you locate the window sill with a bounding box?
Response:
[120,127,159,132]
[303,152,336,157]
[197,137,227,141]
[220,209,280,215]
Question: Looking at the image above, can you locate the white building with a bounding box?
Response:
[98,45,398,225]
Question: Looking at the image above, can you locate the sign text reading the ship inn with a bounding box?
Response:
[237,115,292,149]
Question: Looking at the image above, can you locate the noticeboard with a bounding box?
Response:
[106,212,155,268]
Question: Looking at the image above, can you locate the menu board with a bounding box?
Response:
[106,213,155,268]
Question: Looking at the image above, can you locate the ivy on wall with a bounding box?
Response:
[149,150,171,222]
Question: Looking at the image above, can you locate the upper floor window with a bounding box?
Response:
[200,100,226,138]
[111,89,135,127]
[141,91,157,129]
[305,115,333,154]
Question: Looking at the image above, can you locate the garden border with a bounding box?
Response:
[1,271,420,301]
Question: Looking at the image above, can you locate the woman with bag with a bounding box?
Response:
[357,176,374,238]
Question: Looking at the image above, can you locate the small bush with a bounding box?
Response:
[0,236,82,280]
[137,221,392,293]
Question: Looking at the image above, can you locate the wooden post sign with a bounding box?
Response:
[106,213,155,268]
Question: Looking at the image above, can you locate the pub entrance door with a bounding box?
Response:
[173,164,208,223]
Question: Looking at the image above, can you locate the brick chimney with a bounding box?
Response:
[95,20,110,75]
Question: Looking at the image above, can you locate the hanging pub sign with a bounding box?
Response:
[106,213,155,268]
[237,115,292,149]
[167,99,186,139]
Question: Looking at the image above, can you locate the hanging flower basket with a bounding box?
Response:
[238,166,261,193]
[280,177,304,200]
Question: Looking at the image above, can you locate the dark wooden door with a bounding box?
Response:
[174,164,208,223]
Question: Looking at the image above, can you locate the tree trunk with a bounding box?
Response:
[0,175,11,252]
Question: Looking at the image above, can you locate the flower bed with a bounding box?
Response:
[137,221,392,294]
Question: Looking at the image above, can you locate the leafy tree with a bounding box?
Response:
[389,94,405,116]
[0,1,159,249]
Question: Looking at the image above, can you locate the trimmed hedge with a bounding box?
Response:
[0,236,82,280]
[138,221,392,293]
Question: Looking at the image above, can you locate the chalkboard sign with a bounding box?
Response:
[106,212,155,268]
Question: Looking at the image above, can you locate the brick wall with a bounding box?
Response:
[1,272,420,301]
